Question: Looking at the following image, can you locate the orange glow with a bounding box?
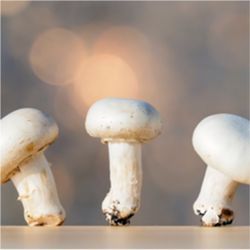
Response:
[1,1,30,16]
[73,54,139,108]
[90,25,183,110]
[30,28,86,86]
[90,26,166,106]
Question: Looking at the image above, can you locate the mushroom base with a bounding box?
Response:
[193,166,238,226]
[103,206,135,226]
[102,196,138,226]
[102,193,139,226]
[195,205,234,226]
[25,213,65,227]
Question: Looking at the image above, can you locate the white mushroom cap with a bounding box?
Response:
[193,113,250,184]
[0,108,58,183]
[85,98,162,143]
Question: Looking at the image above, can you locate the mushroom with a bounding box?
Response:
[192,113,250,226]
[85,98,162,225]
[0,108,65,226]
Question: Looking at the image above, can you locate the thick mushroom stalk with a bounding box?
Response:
[85,98,162,226]
[192,113,250,226]
[102,142,142,225]
[0,108,65,226]
[193,166,238,226]
[11,153,65,226]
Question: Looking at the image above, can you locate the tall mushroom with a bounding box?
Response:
[0,108,65,226]
[192,113,250,226]
[85,98,162,225]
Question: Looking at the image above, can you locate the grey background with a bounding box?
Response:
[1,1,249,225]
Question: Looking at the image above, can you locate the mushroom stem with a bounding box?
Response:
[193,166,239,226]
[11,152,65,226]
[102,142,142,226]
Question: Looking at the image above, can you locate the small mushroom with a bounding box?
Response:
[85,98,162,225]
[192,113,250,226]
[0,108,65,226]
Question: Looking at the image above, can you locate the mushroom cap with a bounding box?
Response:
[192,113,250,184]
[0,108,58,183]
[85,98,162,143]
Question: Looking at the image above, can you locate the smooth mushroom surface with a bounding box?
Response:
[0,108,65,226]
[192,113,250,226]
[85,98,162,225]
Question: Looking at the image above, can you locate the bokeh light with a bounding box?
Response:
[30,28,86,86]
[73,54,139,108]
[1,0,30,16]
[92,25,171,108]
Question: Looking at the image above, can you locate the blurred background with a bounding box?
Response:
[1,1,249,225]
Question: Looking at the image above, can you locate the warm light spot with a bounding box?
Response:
[30,28,86,86]
[91,25,182,110]
[91,26,164,106]
[73,54,139,108]
[1,0,30,16]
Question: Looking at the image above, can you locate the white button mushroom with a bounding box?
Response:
[192,113,250,226]
[85,98,162,225]
[0,108,65,226]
